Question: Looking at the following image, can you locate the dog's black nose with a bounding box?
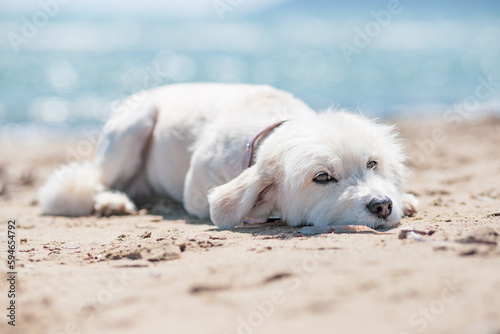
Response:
[366,196,393,219]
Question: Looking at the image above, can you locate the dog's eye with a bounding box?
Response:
[313,172,337,184]
[367,160,378,169]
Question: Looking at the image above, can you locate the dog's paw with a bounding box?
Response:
[94,191,137,217]
[402,193,419,217]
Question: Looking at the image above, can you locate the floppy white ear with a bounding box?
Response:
[208,166,275,229]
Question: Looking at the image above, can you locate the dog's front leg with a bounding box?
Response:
[402,193,419,217]
[182,151,219,220]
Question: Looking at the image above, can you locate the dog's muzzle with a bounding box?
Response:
[366,196,393,219]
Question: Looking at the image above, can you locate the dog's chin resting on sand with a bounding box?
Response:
[38,83,418,229]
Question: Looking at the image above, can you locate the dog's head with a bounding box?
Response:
[208,111,407,229]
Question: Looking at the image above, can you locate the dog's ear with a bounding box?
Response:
[208,166,275,229]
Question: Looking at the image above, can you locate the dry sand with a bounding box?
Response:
[1,118,500,334]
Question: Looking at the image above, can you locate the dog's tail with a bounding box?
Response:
[38,161,103,217]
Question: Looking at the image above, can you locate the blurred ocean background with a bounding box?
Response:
[1,0,500,139]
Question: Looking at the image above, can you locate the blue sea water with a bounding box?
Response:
[0,0,499,132]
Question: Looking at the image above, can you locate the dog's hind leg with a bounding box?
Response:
[92,96,159,216]
[95,96,158,190]
[39,94,158,217]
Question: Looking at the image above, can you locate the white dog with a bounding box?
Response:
[39,83,417,228]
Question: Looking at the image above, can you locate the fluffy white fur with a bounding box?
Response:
[39,83,417,228]
[39,162,103,217]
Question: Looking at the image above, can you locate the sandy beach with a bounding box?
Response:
[1,117,500,334]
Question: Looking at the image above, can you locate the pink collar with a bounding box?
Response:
[244,120,287,168]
